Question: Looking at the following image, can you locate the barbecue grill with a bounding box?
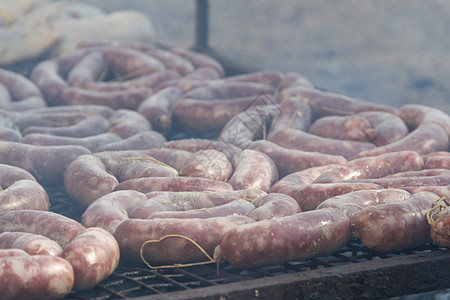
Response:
[1,1,449,299]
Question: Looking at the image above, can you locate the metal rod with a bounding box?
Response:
[195,0,209,50]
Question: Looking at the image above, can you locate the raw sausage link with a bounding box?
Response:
[308,115,373,142]
[215,208,351,269]
[62,227,120,290]
[267,97,312,137]
[0,254,74,300]
[346,176,450,189]
[179,149,233,182]
[116,158,178,182]
[94,130,167,152]
[398,103,450,138]
[248,193,301,221]
[0,180,50,212]
[107,109,152,139]
[355,123,449,158]
[316,189,412,231]
[0,232,63,256]
[64,154,119,207]
[116,176,234,194]
[82,190,149,234]
[228,149,278,192]
[268,128,376,160]
[0,210,85,249]
[149,199,255,219]
[313,151,424,183]
[295,88,398,118]
[114,215,254,265]
[218,106,277,148]
[285,182,383,211]
[269,164,342,193]
[0,141,91,185]
[354,191,439,252]
[137,86,183,132]
[248,140,347,178]
[357,111,409,146]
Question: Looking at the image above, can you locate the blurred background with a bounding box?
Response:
[80,0,450,114]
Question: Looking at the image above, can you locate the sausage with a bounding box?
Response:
[170,47,225,76]
[149,199,255,219]
[269,164,342,193]
[62,227,120,290]
[286,182,383,211]
[116,176,234,194]
[116,157,178,182]
[354,191,439,252]
[402,186,450,199]
[163,138,241,162]
[0,210,86,249]
[114,215,254,265]
[218,105,277,148]
[107,108,152,138]
[22,115,111,138]
[0,163,37,187]
[137,86,183,132]
[267,97,312,137]
[346,175,450,189]
[30,60,69,106]
[143,48,195,75]
[22,132,122,151]
[139,191,248,212]
[179,149,233,182]
[276,72,314,100]
[383,169,450,178]
[27,104,114,119]
[308,115,374,142]
[0,68,46,111]
[247,140,347,178]
[398,104,450,139]
[171,94,271,134]
[184,81,275,100]
[313,151,424,183]
[94,130,167,152]
[66,50,107,87]
[0,254,74,300]
[268,128,376,160]
[0,210,119,290]
[64,154,119,207]
[0,249,29,258]
[155,66,222,92]
[94,148,192,173]
[101,45,165,77]
[0,232,63,256]
[59,86,152,110]
[0,126,22,142]
[0,180,50,212]
[0,141,91,185]
[294,88,398,118]
[228,149,278,192]
[355,123,449,158]
[316,189,412,231]
[215,208,351,269]
[357,111,409,146]
[247,193,301,221]
[83,70,179,92]
[81,190,153,234]
[423,152,450,170]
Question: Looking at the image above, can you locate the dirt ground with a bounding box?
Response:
[81,0,450,114]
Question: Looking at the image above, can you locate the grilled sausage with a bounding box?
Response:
[215,208,351,269]
[247,140,347,178]
[354,191,439,252]
[0,254,74,300]
[248,193,301,221]
[357,111,409,146]
[179,149,233,181]
[0,232,63,256]
[114,215,254,265]
[0,180,50,212]
[228,149,278,192]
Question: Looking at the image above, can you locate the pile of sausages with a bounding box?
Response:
[0,41,449,299]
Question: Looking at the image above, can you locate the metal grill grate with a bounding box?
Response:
[45,186,449,300]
